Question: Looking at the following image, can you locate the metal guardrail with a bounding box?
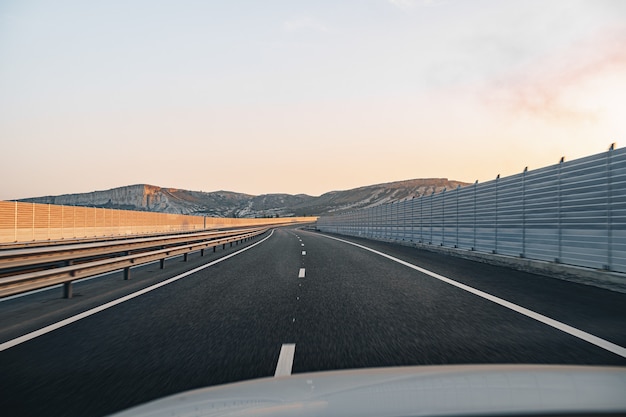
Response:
[0,228,269,299]
[0,227,225,250]
[317,145,626,274]
[0,227,267,270]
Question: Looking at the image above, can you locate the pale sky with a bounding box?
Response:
[1,0,625,200]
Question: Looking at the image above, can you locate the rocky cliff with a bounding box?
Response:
[19,178,469,217]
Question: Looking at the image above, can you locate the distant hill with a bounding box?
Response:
[292,178,468,215]
[18,179,469,218]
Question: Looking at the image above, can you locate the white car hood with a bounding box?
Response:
[110,364,626,417]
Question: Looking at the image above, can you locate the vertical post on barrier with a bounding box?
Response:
[456,186,460,248]
[374,208,378,238]
[522,167,527,258]
[607,143,615,270]
[64,259,74,299]
[494,174,499,254]
[473,180,477,251]
[557,157,564,263]
[430,192,433,244]
[391,205,394,240]
[14,201,17,243]
[442,189,446,246]
[124,251,131,280]
[381,204,384,238]
[398,201,401,241]
[383,204,391,239]
[411,197,415,242]
[420,194,423,243]
[64,282,73,299]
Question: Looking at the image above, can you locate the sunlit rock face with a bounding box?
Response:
[19,178,468,218]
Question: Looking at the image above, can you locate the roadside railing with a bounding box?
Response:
[0,227,269,299]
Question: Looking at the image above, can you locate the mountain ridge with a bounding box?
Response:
[18,178,470,217]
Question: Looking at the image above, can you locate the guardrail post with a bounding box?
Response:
[213,246,216,252]
[160,258,165,269]
[63,282,73,299]
[64,260,74,298]
[184,252,189,262]
[123,251,131,280]
[201,248,205,257]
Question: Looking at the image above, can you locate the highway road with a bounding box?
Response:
[1,226,625,416]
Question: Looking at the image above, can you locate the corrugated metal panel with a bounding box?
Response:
[475,180,496,253]
[0,201,312,244]
[457,185,475,250]
[0,201,17,243]
[497,173,523,257]
[317,146,626,273]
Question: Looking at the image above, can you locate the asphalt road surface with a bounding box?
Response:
[1,226,625,416]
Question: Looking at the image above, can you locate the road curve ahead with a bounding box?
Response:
[1,227,625,416]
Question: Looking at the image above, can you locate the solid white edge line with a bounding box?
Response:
[298,268,306,278]
[274,343,296,377]
[0,230,275,352]
[316,233,626,359]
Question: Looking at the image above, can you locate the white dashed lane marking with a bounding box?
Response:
[274,344,296,377]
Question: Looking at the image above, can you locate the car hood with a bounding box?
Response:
[110,364,626,417]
